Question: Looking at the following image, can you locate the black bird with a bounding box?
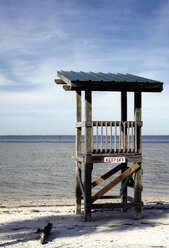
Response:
[37,223,53,245]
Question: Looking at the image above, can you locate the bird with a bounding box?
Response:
[37,223,53,245]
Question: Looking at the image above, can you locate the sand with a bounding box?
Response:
[0,197,169,248]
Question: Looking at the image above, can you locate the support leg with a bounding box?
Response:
[121,163,128,212]
[134,163,142,219]
[75,161,82,214]
[84,163,93,221]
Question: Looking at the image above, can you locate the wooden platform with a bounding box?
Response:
[72,153,142,163]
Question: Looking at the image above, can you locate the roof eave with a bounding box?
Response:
[63,81,163,92]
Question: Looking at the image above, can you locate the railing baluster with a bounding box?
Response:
[96,121,98,153]
[140,125,142,153]
[123,122,125,153]
[90,120,141,154]
[127,121,130,153]
[105,122,107,153]
[110,122,112,152]
[101,122,103,153]
[131,122,134,152]
[114,122,117,153]
[119,122,121,152]
[135,122,137,152]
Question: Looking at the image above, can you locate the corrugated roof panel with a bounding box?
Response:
[56,71,163,92]
[126,74,156,83]
[59,71,75,81]
[117,73,138,82]
[107,73,127,82]
[70,71,87,81]
[97,72,122,81]
[98,72,116,81]
[88,72,110,81]
[81,71,99,81]
[58,71,163,83]
[79,71,94,81]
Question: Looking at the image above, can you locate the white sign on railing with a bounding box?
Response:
[104,157,126,164]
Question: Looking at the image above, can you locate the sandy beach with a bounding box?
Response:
[0,197,169,248]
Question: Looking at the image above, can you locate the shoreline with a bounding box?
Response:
[1,196,169,208]
[1,197,169,247]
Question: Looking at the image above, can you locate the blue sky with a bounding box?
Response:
[0,0,169,135]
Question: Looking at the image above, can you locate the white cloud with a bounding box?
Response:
[0,83,74,114]
[0,74,14,86]
[0,0,169,134]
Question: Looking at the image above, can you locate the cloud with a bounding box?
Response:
[0,0,67,59]
[0,83,75,114]
[0,0,168,134]
[0,74,14,86]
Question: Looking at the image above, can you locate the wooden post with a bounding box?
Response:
[134,91,142,219]
[121,91,128,211]
[75,90,82,214]
[84,90,93,221]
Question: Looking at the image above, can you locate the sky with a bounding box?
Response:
[0,0,169,135]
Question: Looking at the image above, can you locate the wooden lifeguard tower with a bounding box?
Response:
[55,71,163,221]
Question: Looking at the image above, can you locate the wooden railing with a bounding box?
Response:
[76,121,143,154]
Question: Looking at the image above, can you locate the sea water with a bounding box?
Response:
[0,135,169,200]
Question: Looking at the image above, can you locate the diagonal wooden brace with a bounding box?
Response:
[91,163,124,188]
[91,163,140,203]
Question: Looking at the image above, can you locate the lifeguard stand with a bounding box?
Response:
[55,71,163,221]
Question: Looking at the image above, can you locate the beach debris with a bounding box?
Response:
[37,222,53,245]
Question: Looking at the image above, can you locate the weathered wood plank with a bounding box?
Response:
[84,154,142,163]
[57,72,72,86]
[110,122,112,151]
[81,195,121,200]
[135,122,137,152]
[75,90,82,214]
[134,91,142,219]
[55,79,66,84]
[121,91,128,211]
[91,163,140,203]
[105,122,108,153]
[131,122,134,152]
[114,122,117,152]
[61,80,163,92]
[92,121,142,127]
[90,201,143,210]
[127,121,130,152]
[101,122,103,152]
[72,154,142,163]
[84,163,93,221]
[63,85,72,90]
[134,92,142,151]
[91,163,124,188]
[85,91,92,154]
[119,122,121,151]
[99,195,121,199]
[134,164,142,218]
[121,163,128,212]
[121,91,127,121]
[72,155,84,162]
[84,90,93,221]
[96,122,98,152]
[76,121,93,127]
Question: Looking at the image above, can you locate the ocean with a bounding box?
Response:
[0,135,169,200]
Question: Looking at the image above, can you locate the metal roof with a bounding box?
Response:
[55,71,163,92]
